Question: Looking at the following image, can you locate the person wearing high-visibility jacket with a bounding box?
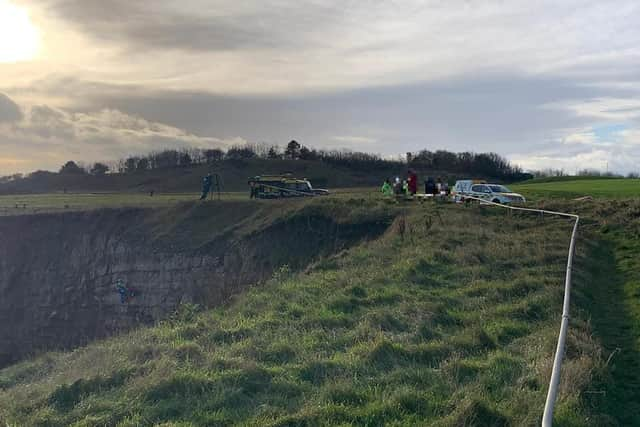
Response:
[381,179,393,196]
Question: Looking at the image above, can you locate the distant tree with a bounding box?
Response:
[187,148,204,165]
[179,151,192,167]
[204,148,224,163]
[285,140,301,160]
[90,162,110,175]
[252,143,271,158]
[299,145,318,161]
[226,145,256,160]
[124,157,138,174]
[136,157,149,172]
[152,150,180,169]
[59,160,85,174]
[267,146,281,160]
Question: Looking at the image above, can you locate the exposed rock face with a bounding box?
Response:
[0,203,390,367]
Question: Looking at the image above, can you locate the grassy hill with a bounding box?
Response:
[0,199,612,426]
[0,157,530,196]
[0,159,402,195]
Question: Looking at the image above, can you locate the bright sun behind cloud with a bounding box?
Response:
[0,0,40,63]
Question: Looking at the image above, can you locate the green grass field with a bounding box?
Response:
[512,178,640,200]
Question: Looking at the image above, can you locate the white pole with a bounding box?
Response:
[461,196,579,426]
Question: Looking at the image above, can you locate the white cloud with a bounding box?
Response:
[0,97,238,173]
[545,97,640,121]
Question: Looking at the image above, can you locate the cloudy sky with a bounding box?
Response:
[1,0,639,174]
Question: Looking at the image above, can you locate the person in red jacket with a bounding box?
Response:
[407,169,418,195]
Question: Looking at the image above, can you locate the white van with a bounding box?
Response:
[452,180,526,204]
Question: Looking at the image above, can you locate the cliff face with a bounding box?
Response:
[0,201,392,367]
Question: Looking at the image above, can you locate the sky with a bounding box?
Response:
[1,0,639,174]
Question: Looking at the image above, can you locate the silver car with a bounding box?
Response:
[453,181,526,204]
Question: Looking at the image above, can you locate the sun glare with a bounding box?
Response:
[0,0,40,63]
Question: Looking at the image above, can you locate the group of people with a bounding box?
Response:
[424,176,450,196]
[381,170,449,198]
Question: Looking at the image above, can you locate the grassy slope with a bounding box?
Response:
[512,192,640,426]
[512,178,640,199]
[0,202,603,426]
[571,200,640,426]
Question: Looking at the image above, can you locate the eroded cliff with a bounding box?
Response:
[0,199,393,367]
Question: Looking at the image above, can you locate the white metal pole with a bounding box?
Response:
[461,196,579,426]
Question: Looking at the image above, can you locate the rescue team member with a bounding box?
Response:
[442,181,450,195]
[425,177,436,195]
[381,179,393,196]
[115,280,136,304]
[200,173,213,200]
[407,170,418,195]
[393,177,403,195]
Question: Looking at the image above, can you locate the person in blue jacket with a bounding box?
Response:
[115,280,136,304]
[199,174,213,200]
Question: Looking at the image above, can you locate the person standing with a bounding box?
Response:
[381,179,393,196]
[407,170,418,195]
[425,177,435,195]
[200,174,212,200]
[393,177,402,195]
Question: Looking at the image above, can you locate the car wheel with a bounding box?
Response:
[492,198,501,204]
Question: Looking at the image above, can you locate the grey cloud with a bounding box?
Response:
[42,0,341,52]
[0,100,236,173]
[0,93,23,123]
[77,74,617,153]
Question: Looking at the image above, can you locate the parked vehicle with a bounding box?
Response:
[452,180,526,204]
[248,175,329,199]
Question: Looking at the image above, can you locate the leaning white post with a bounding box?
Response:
[459,196,580,426]
[541,216,579,427]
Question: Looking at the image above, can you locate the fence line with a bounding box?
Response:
[461,196,579,427]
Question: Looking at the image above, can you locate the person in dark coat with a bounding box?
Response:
[425,177,436,195]
[200,174,213,200]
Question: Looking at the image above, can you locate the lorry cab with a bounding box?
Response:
[248,175,329,199]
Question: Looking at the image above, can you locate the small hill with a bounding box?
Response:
[0,156,531,195]
[0,159,404,195]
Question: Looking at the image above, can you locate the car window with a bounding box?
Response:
[489,185,510,193]
[472,185,490,193]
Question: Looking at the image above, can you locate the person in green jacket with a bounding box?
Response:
[381,179,393,196]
